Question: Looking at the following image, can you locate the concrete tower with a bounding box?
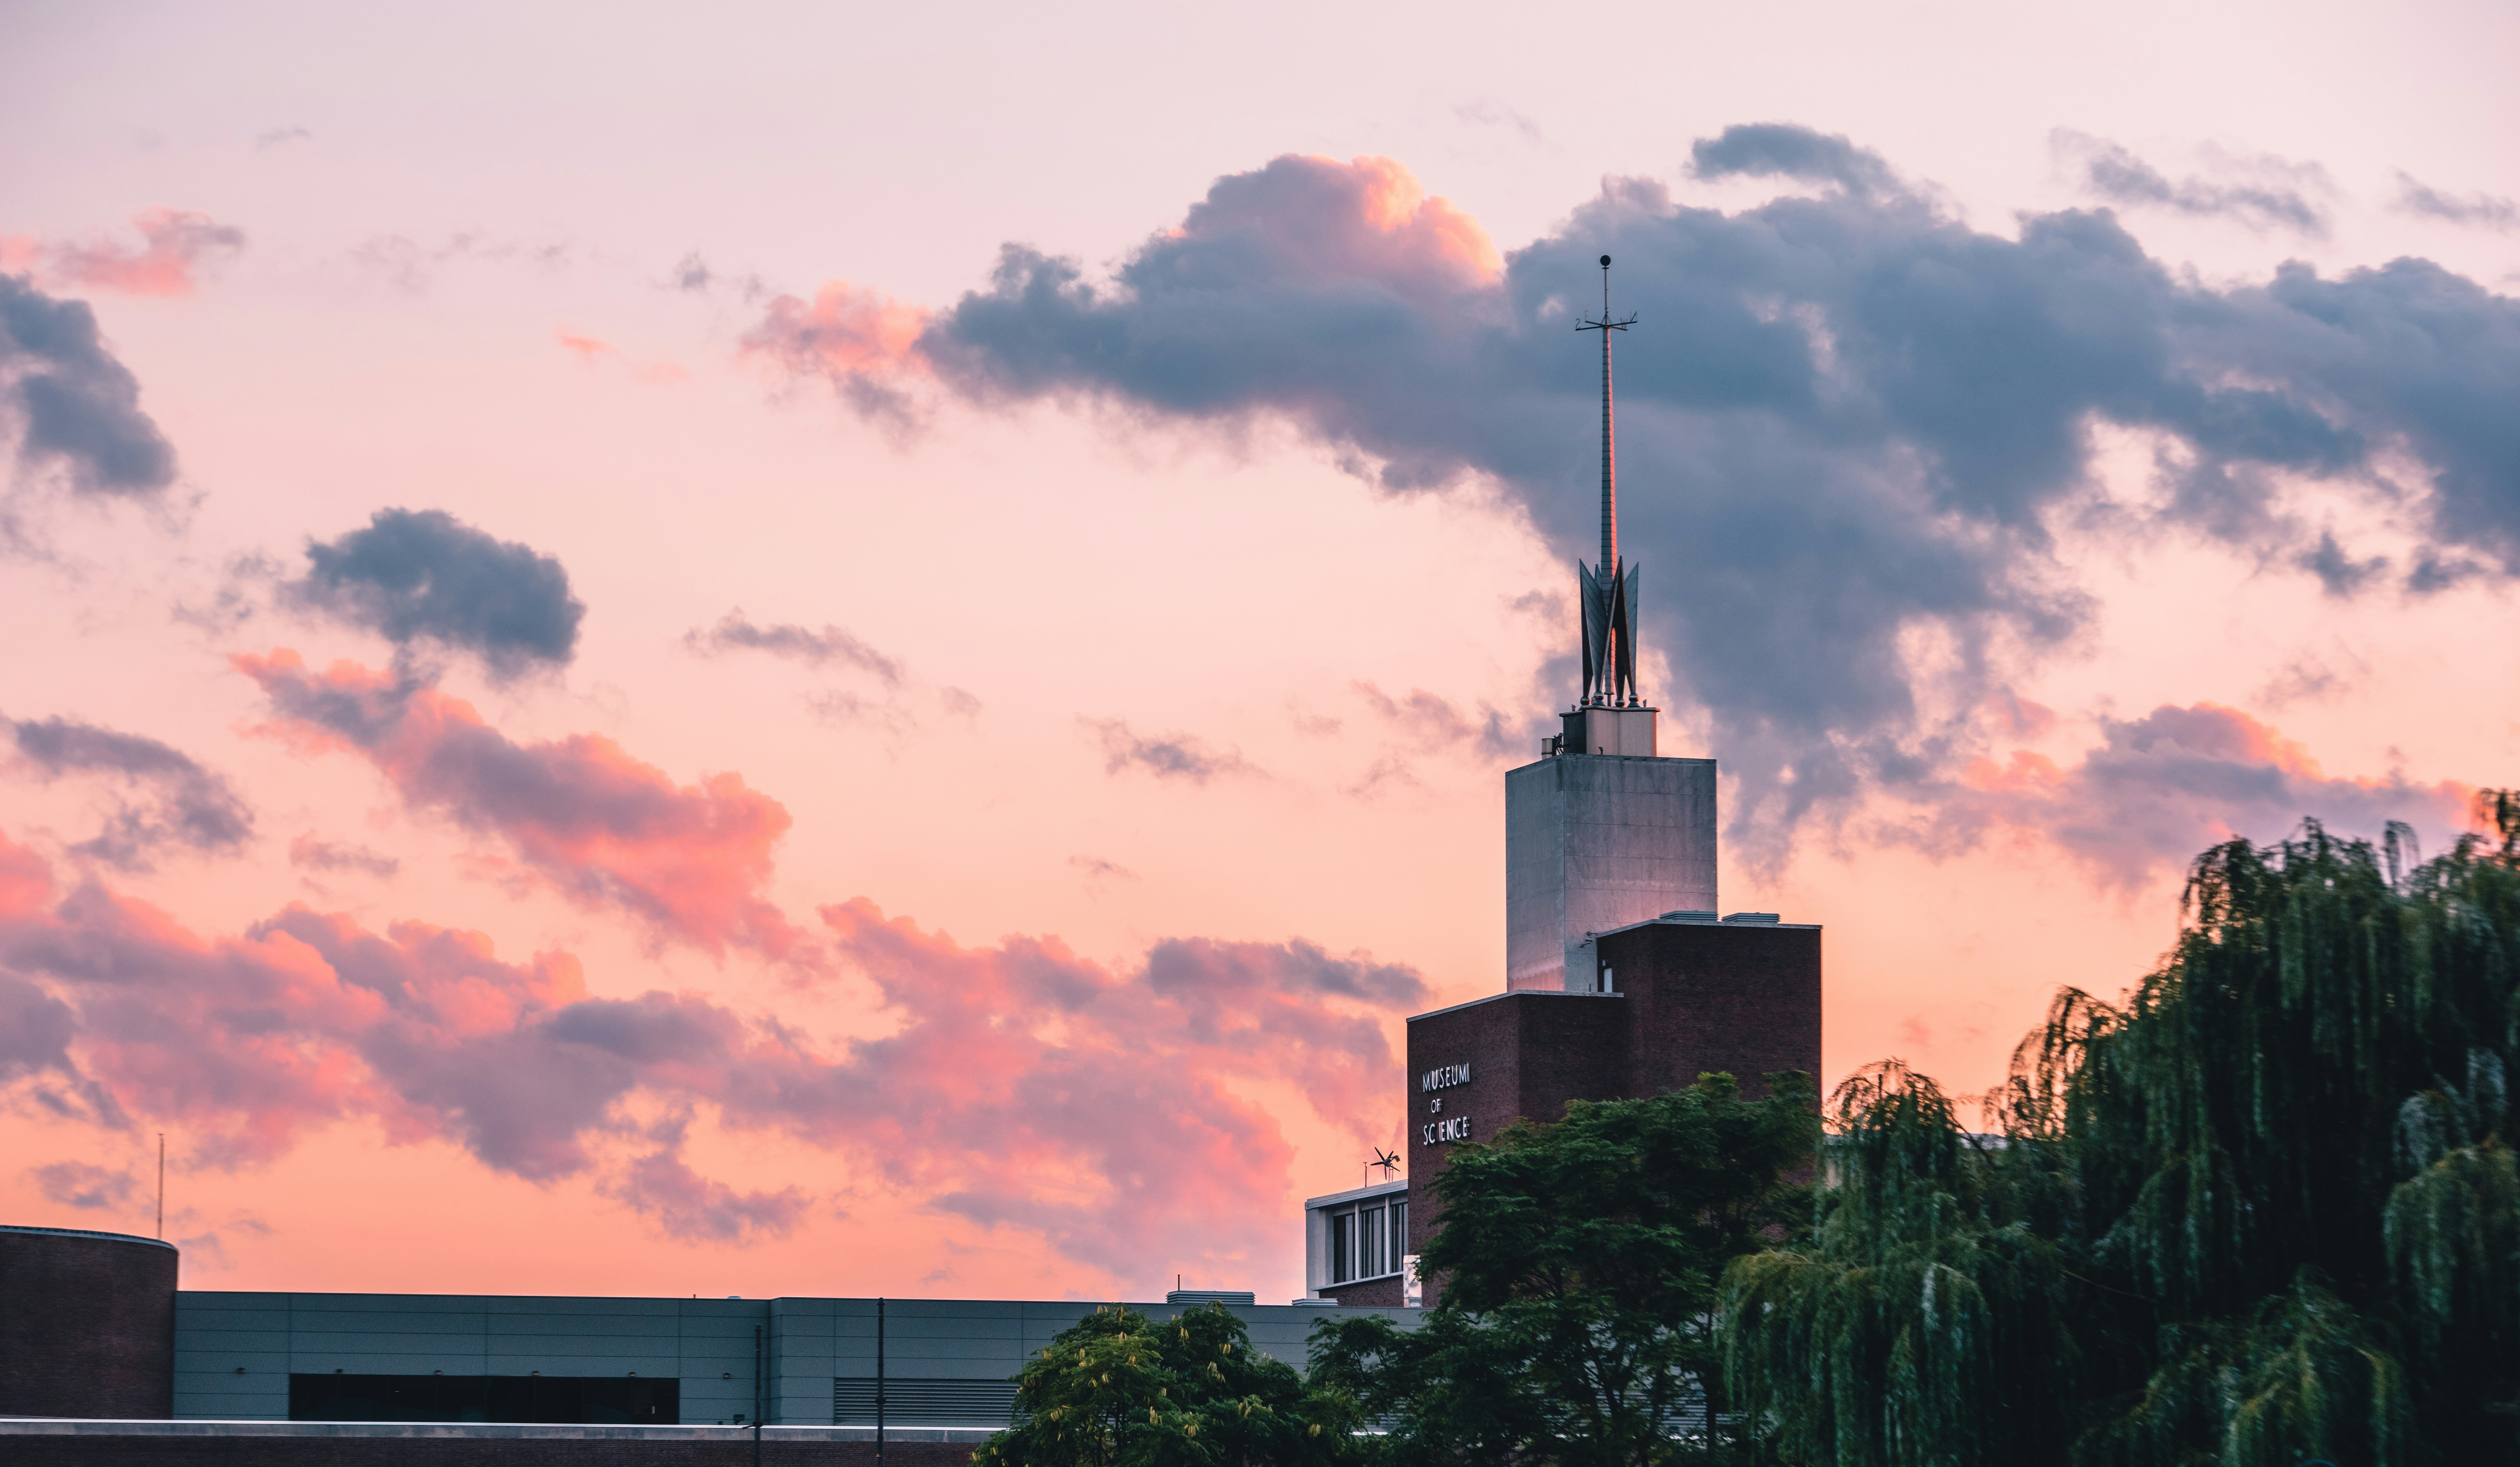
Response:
[1505,256,1717,991]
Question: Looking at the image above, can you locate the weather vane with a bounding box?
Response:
[1366,1147,1402,1186]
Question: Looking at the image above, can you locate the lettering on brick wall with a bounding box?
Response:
[1419,1063,1473,1092]
[1420,1116,1473,1144]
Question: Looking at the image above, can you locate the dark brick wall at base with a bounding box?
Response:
[0,1228,178,1419]
[1,1438,977,1467]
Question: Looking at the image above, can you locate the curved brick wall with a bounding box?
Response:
[0,1225,178,1418]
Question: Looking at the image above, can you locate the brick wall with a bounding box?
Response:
[0,1226,178,1419]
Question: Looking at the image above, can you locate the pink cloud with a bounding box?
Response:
[0,831,1423,1267]
[1926,702,2471,884]
[785,901,1423,1271]
[234,650,804,960]
[743,280,930,378]
[12,208,247,297]
[1173,154,1501,290]
[743,155,1495,421]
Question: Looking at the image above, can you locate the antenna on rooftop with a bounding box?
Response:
[1576,256,1641,706]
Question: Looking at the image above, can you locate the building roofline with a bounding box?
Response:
[0,1224,176,1251]
[1504,753,1716,776]
[1404,988,1619,1024]
[1592,915,1821,940]
[1301,1178,1410,1210]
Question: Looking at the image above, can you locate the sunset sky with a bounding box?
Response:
[3,0,2515,1307]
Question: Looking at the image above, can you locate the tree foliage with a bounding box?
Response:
[1722,1063,2073,1467]
[1724,794,2520,1466]
[981,1301,1357,1467]
[1311,1071,1820,1467]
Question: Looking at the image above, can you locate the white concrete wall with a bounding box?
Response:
[1505,755,1717,991]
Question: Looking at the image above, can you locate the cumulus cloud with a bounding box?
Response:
[0,274,179,496]
[6,716,254,869]
[1913,702,2469,885]
[0,831,1422,1270]
[289,509,585,677]
[2056,132,2332,234]
[753,130,2520,861]
[685,609,904,685]
[236,651,803,959]
[1083,717,1263,784]
[14,208,249,297]
[2391,171,2517,231]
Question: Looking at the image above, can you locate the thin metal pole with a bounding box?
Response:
[752,1323,764,1466]
[155,1134,164,1239]
[876,1297,886,1467]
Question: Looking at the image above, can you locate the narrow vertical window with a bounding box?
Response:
[1360,1206,1384,1277]
[1329,1210,1354,1284]
[1390,1200,1408,1269]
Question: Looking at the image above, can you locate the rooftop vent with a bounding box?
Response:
[1290,1297,1340,1308]
[1168,1289,1256,1305]
[1721,912,1781,924]
[1659,910,1717,922]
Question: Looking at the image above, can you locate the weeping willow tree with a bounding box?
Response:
[1721,1063,2075,1467]
[1725,793,2520,1466]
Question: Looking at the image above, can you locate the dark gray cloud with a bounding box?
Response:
[2392,172,2518,230]
[1083,717,1262,784]
[2060,133,2330,233]
[867,129,2520,858]
[0,275,178,496]
[0,970,119,1123]
[291,509,584,677]
[685,609,903,684]
[28,1160,136,1211]
[599,1138,809,1243]
[1690,123,1897,196]
[7,716,253,869]
[2296,530,2387,596]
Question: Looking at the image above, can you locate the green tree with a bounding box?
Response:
[1721,1063,2076,1467]
[979,1301,1357,1467]
[1722,795,2520,1466]
[1311,1071,1821,1467]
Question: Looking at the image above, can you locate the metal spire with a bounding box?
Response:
[1577,255,1639,706]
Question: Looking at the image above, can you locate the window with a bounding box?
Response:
[1360,1206,1385,1278]
[1329,1209,1355,1283]
[1390,1200,1408,1270]
[288,1375,678,1424]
